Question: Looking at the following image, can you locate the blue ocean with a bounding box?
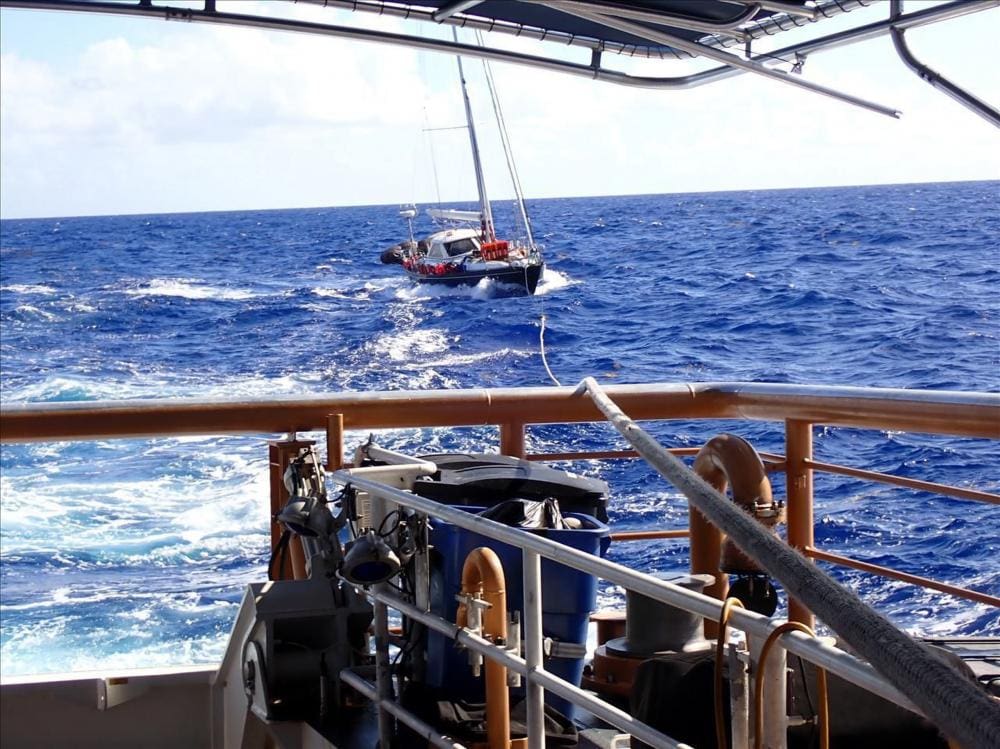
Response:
[1,181,998,677]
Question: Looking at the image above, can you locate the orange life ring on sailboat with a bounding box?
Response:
[692,433,783,575]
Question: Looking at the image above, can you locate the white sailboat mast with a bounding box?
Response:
[452,28,495,242]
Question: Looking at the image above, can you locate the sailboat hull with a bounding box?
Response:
[407,262,544,295]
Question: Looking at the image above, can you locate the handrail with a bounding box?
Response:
[335,471,927,735]
[3,381,997,745]
[804,547,1000,608]
[805,458,1000,505]
[2,381,997,442]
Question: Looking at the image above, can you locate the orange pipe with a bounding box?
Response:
[456,547,511,749]
[694,434,776,576]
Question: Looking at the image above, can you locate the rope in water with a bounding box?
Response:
[580,376,1000,749]
[539,315,562,387]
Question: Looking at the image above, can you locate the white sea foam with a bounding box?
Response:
[394,278,504,301]
[418,347,530,368]
[534,269,576,295]
[311,286,370,301]
[125,278,257,301]
[3,375,143,403]
[10,304,58,321]
[370,328,452,362]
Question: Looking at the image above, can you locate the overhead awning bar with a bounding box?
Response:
[1,0,996,123]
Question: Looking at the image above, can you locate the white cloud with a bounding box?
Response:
[1,3,998,218]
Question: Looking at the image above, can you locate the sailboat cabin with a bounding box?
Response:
[426,228,482,259]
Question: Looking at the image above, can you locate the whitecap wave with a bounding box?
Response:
[1,284,57,295]
[9,304,59,321]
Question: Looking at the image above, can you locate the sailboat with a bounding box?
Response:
[382,32,545,295]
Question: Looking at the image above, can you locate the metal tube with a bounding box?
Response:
[326,413,344,471]
[748,0,818,19]
[751,631,788,749]
[500,421,526,458]
[610,529,689,541]
[785,420,814,628]
[4,382,997,442]
[432,0,482,23]
[370,488,394,746]
[339,670,466,749]
[522,550,545,748]
[372,594,394,745]
[890,0,1000,129]
[805,458,1000,505]
[3,0,993,95]
[547,0,901,117]
[689,501,725,637]
[805,547,1000,608]
[378,582,684,746]
[532,0,758,37]
[457,549,510,749]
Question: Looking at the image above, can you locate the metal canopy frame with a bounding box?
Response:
[1,0,997,125]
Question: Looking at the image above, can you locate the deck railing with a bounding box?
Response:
[2,381,997,746]
[332,464,924,749]
[4,381,996,617]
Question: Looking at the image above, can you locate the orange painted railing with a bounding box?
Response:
[2,382,997,625]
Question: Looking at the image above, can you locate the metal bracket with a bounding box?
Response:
[96,677,150,711]
[889,0,1000,128]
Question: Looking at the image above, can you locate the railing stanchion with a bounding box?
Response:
[785,419,815,628]
[500,421,526,458]
[523,549,545,748]
[326,413,344,470]
[371,488,396,746]
[372,594,394,746]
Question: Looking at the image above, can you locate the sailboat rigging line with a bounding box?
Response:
[422,106,444,209]
[476,29,535,248]
[539,315,562,387]
[580,376,1000,749]
[452,26,495,241]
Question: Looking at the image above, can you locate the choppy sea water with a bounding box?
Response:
[1,181,998,677]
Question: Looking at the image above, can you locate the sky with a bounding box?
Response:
[0,1,998,219]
